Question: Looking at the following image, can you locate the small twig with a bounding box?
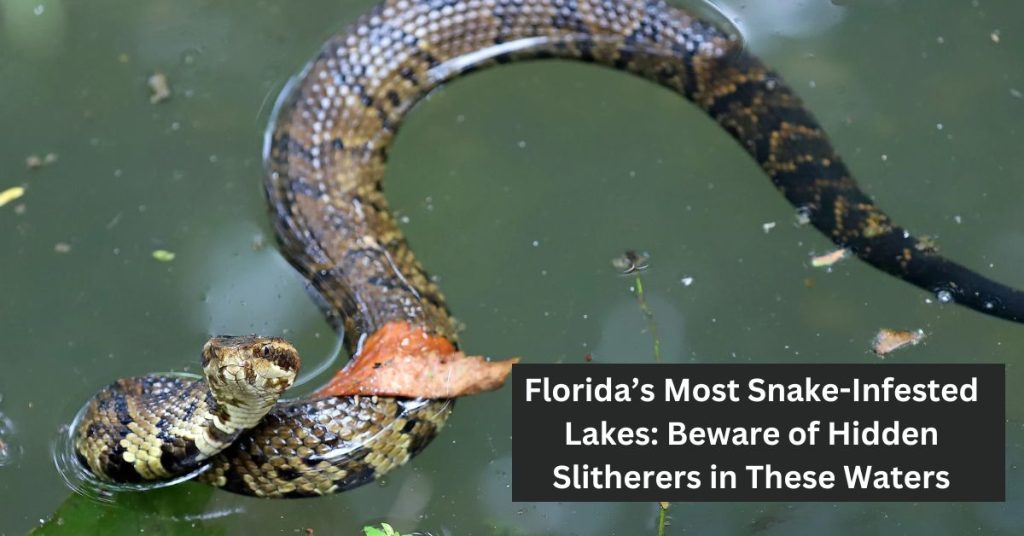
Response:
[630,271,669,534]
[633,274,661,363]
[657,502,670,536]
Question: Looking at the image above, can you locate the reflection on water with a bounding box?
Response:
[712,0,845,43]
[3,0,1024,534]
[0,398,19,468]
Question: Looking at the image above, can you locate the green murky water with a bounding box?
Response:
[2,0,1024,534]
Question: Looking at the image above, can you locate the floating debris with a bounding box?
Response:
[872,328,925,357]
[251,233,267,251]
[680,276,694,287]
[0,399,16,467]
[611,250,650,275]
[915,235,939,253]
[762,221,776,234]
[54,242,72,254]
[148,72,172,104]
[811,248,849,268]
[151,249,176,262]
[315,321,517,398]
[0,186,25,208]
[25,152,58,170]
[794,206,812,226]
[0,435,9,467]
[990,30,1001,43]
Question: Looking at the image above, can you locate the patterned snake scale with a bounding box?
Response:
[88,0,1024,498]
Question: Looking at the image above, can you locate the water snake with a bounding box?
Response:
[73,0,1024,498]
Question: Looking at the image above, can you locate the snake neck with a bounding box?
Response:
[266,0,1024,330]
[215,395,279,431]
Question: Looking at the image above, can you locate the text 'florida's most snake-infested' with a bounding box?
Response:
[73,0,1024,498]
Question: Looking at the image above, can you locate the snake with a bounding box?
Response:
[73,0,1024,499]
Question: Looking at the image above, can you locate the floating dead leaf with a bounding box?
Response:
[0,186,25,207]
[148,72,172,104]
[151,249,176,262]
[811,248,849,268]
[872,328,925,357]
[315,321,518,398]
[611,250,650,275]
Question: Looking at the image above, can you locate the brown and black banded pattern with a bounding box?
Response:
[102,0,1024,498]
[75,337,303,486]
[76,376,225,482]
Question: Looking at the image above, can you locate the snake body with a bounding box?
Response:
[75,337,301,483]
[75,0,1024,498]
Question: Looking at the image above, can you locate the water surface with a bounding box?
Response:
[2,0,1024,534]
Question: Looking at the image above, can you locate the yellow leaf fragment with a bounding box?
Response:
[811,248,849,268]
[152,249,176,262]
[0,186,25,207]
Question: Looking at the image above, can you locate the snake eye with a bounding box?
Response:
[261,345,271,357]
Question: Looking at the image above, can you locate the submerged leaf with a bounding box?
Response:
[32,483,223,536]
[363,523,403,536]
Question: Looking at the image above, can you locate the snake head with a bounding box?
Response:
[201,336,301,407]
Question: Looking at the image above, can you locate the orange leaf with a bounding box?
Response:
[314,321,518,398]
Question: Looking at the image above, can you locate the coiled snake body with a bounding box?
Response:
[74,0,1024,498]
